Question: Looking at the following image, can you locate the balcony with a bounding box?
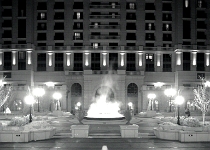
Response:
[90,35,120,40]
[89,15,120,19]
[89,5,120,9]
[89,25,120,30]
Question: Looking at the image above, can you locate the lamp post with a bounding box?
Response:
[33,88,45,112]
[147,93,156,110]
[164,88,176,112]
[175,95,185,125]
[24,95,35,123]
[53,92,62,110]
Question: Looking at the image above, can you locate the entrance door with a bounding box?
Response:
[127,83,138,114]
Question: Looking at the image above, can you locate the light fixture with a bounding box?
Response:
[185,0,189,8]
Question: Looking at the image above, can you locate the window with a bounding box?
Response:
[77,12,80,19]
[145,54,154,72]
[93,43,98,49]
[91,53,100,70]
[126,53,136,71]
[71,83,82,97]
[197,53,205,71]
[163,54,172,72]
[74,33,82,40]
[41,13,46,19]
[18,52,25,60]
[129,3,135,9]
[183,52,191,71]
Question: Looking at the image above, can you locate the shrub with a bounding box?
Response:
[8,115,30,127]
[183,117,201,127]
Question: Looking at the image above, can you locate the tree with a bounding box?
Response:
[0,78,12,110]
[193,78,210,125]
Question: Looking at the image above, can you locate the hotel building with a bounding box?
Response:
[0,0,210,114]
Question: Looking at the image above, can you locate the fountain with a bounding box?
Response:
[84,75,125,120]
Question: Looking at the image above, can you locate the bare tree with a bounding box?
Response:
[0,79,12,110]
[193,78,210,125]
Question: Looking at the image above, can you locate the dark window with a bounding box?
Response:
[54,22,64,30]
[3,72,11,78]
[126,23,136,30]
[73,2,83,9]
[74,53,83,71]
[54,12,64,20]
[145,13,155,20]
[54,2,64,9]
[18,20,26,38]
[183,52,191,71]
[126,53,136,71]
[37,23,47,30]
[127,83,138,97]
[54,33,64,40]
[4,52,12,70]
[37,2,47,10]
[126,13,136,20]
[162,3,172,11]
[71,83,82,97]
[18,0,26,17]
[2,30,12,38]
[183,0,191,18]
[197,53,205,71]
[37,53,46,71]
[145,3,155,10]
[163,54,172,72]
[126,33,136,40]
[109,53,118,70]
[37,33,46,41]
[183,21,191,39]
[91,53,100,70]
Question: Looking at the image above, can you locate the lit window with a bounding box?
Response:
[112,3,116,8]
[129,3,135,9]
[41,13,45,19]
[94,23,98,28]
[146,54,153,60]
[77,12,80,19]
[74,33,80,40]
[93,43,98,49]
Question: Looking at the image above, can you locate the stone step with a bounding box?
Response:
[88,133,121,138]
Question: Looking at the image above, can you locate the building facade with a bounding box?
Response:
[0,0,210,114]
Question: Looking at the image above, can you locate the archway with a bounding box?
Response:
[127,83,138,114]
[71,83,82,114]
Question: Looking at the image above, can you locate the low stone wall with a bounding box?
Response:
[71,125,89,138]
[154,126,210,142]
[0,128,56,142]
[120,124,139,138]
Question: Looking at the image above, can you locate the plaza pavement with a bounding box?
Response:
[1,111,210,150]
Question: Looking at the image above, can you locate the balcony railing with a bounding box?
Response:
[89,25,120,29]
[89,5,120,9]
[89,15,120,19]
[90,35,120,39]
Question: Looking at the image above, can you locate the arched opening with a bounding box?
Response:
[71,83,82,114]
[127,83,138,114]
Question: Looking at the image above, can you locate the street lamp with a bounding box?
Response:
[32,88,45,112]
[53,92,62,110]
[175,95,185,125]
[24,95,35,123]
[164,88,176,112]
[147,93,156,110]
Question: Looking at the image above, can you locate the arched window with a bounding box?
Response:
[127,83,138,97]
[71,83,82,97]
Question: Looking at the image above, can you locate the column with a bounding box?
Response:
[205,53,209,71]
[137,52,144,71]
[84,53,91,70]
[156,53,161,72]
[0,52,2,70]
[101,53,107,70]
[47,52,53,71]
[191,51,197,71]
[12,51,17,70]
[176,51,182,71]
[66,53,71,67]
[26,51,32,70]
[120,53,125,69]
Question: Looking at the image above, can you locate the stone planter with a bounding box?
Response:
[120,124,139,138]
[179,131,210,142]
[0,128,56,142]
[154,128,179,140]
[71,125,89,138]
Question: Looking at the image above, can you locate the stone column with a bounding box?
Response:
[176,52,182,71]
[205,53,210,71]
[191,51,197,71]
[12,51,17,70]
[26,51,32,70]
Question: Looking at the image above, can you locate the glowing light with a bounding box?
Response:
[45,82,55,87]
[154,82,164,88]
[0,52,2,65]
[157,54,161,66]
[48,53,53,66]
[164,88,176,97]
[66,53,71,66]
[185,0,189,8]
[53,92,62,100]
[85,53,89,66]
[12,51,16,65]
[148,93,156,99]
[175,96,185,105]
[176,52,181,65]
[206,53,209,66]
[27,51,32,65]
[138,52,143,66]
[24,95,35,105]
[102,53,107,66]
[192,51,197,66]
[120,53,125,66]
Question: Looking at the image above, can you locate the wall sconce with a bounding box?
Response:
[185,0,189,8]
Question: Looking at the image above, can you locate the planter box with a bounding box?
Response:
[71,125,89,138]
[120,124,139,138]
[179,131,210,142]
[0,128,56,142]
[154,128,179,140]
